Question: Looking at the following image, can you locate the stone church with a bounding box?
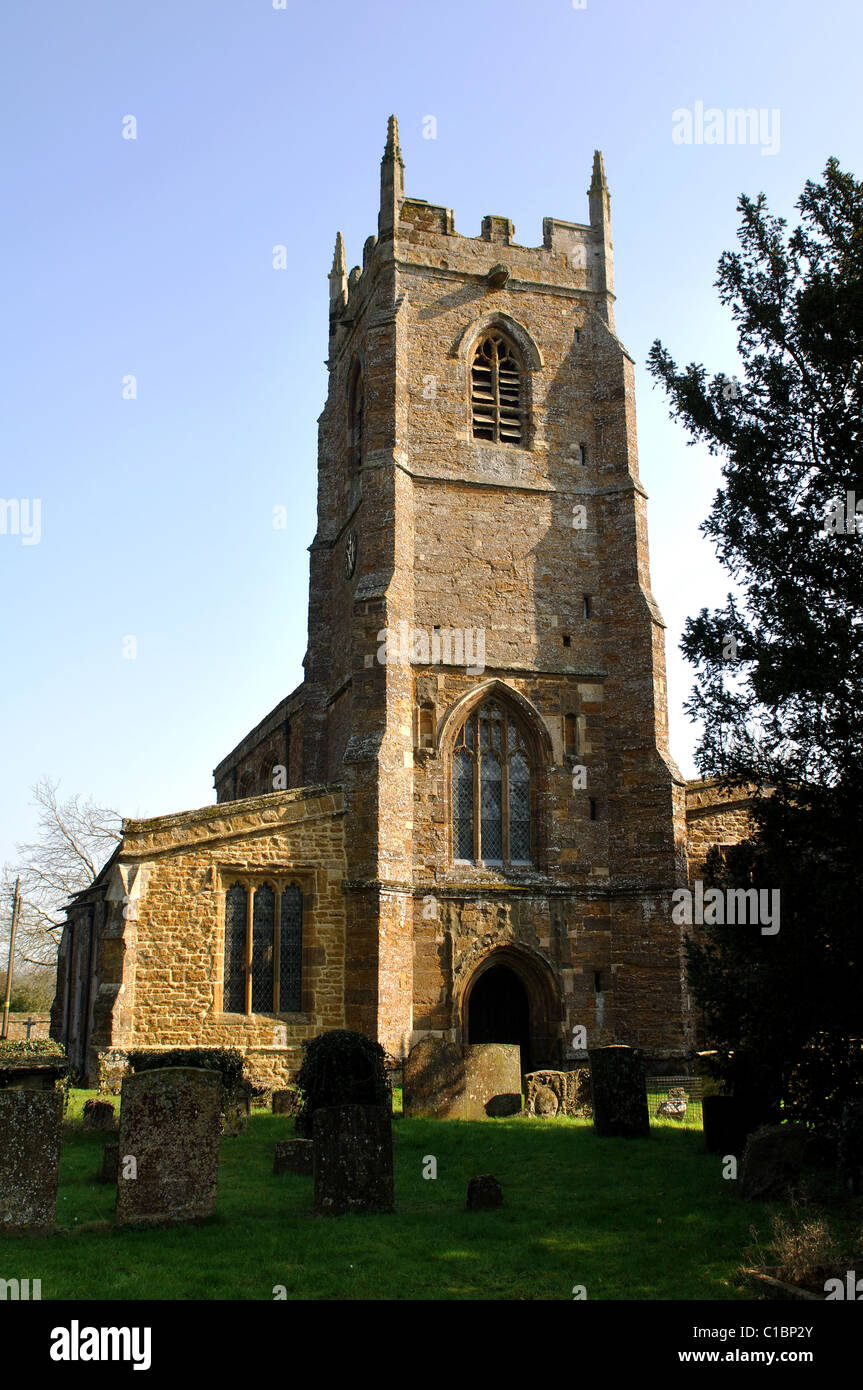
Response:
[52,119,752,1088]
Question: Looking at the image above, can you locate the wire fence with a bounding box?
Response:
[645,1075,703,1127]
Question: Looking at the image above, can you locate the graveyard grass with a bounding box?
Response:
[4,1089,788,1300]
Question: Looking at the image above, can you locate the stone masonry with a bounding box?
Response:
[52,121,758,1089]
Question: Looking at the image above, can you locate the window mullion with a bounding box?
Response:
[473,751,481,862]
[273,885,281,1013]
[502,758,511,863]
[244,883,253,1014]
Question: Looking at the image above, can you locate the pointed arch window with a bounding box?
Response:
[222,877,303,1015]
[471,332,523,444]
[451,701,534,865]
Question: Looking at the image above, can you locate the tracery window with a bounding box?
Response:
[222,879,303,1014]
[452,701,533,865]
[470,332,523,444]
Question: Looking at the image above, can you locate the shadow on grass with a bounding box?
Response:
[3,1107,776,1301]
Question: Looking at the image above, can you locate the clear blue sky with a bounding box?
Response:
[2,0,861,872]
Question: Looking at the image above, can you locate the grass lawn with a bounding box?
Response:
[0,1088,809,1301]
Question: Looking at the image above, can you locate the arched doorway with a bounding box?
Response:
[467,964,532,1072]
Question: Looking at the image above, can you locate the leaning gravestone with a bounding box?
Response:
[588,1046,650,1138]
[115,1067,221,1227]
[313,1104,393,1215]
[0,1089,63,1235]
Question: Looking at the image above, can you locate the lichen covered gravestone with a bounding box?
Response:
[115,1066,221,1226]
[313,1104,394,1215]
[0,1089,63,1234]
[82,1098,117,1132]
[272,1088,299,1116]
[588,1046,650,1138]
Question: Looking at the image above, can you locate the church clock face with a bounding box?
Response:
[344,530,357,579]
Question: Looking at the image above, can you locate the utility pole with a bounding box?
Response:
[1,877,21,1040]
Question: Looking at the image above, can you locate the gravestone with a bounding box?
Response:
[98,1048,129,1096]
[115,1067,221,1227]
[656,1087,688,1119]
[0,1088,63,1234]
[588,1046,650,1138]
[466,1175,503,1210]
[273,1138,314,1176]
[313,1104,394,1215]
[82,1098,117,1132]
[100,1139,119,1184]
[739,1124,807,1201]
[403,1037,465,1118]
[403,1038,521,1119]
[272,1088,299,1116]
[524,1068,591,1117]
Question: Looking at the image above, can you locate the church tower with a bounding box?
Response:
[301,117,690,1066]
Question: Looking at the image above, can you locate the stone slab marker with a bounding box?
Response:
[404,1038,521,1119]
[588,1046,650,1138]
[313,1104,393,1215]
[403,1037,465,1118]
[0,1089,63,1235]
[115,1067,221,1226]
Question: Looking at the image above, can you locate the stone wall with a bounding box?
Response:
[53,786,347,1087]
[1,1012,51,1041]
[685,779,761,879]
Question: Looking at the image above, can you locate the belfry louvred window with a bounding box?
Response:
[452,701,533,865]
[470,333,523,444]
[222,880,303,1014]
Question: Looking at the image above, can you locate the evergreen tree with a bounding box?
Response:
[648,159,863,1133]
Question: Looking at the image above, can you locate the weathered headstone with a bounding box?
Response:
[273,1138,314,1176]
[272,1088,299,1116]
[100,1139,119,1184]
[220,1081,252,1136]
[115,1067,221,1226]
[656,1087,688,1119]
[98,1047,129,1096]
[403,1036,465,1118]
[313,1104,393,1215]
[403,1038,521,1119]
[739,1124,807,1201]
[82,1098,117,1132]
[464,1044,521,1117]
[0,1089,63,1234]
[588,1046,650,1138]
[524,1068,591,1117]
[466,1174,503,1210]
